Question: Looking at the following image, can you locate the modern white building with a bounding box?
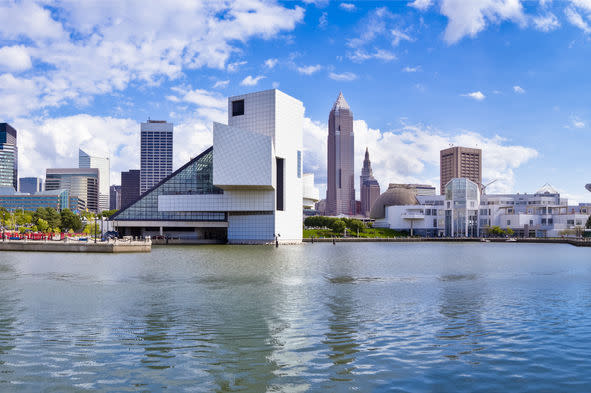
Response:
[140,120,173,194]
[79,148,110,211]
[111,89,304,244]
[373,180,591,238]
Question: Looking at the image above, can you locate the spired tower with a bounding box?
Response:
[326,92,355,216]
[360,147,381,217]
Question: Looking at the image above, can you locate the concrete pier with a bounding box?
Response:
[0,239,151,253]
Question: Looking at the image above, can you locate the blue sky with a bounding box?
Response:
[1,0,590,202]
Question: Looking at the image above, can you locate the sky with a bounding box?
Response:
[1,0,590,203]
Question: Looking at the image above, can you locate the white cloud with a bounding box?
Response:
[513,85,525,93]
[168,86,227,123]
[319,12,328,29]
[0,0,304,120]
[565,6,591,33]
[0,45,32,72]
[532,12,561,32]
[297,64,322,75]
[440,0,526,44]
[227,61,247,73]
[402,65,421,72]
[348,49,396,62]
[409,0,433,11]
[339,3,356,11]
[570,116,585,128]
[570,0,591,12]
[264,58,278,69]
[303,118,538,197]
[392,29,414,46]
[240,75,266,86]
[213,80,230,89]
[462,91,486,101]
[328,72,358,81]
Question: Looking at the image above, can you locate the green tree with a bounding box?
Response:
[346,219,365,234]
[101,209,118,218]
[37,208,61,229]
[60,209,83,232]
[330,219,346,234]
[488,226,505,237]
[83,223,99,235]
[505,228,515,237]
[36,218,49,233]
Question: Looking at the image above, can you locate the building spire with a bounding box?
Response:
[332,92,350,111]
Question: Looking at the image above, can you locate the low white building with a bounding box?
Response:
[302,173,320,210]
[373,180,590,238]
[111,89,304,244]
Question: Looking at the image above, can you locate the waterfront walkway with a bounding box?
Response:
[0,239,152,253]
[303,237,591,247]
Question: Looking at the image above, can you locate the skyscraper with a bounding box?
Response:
[79,148,110,211]
[121,169,140,209]
[440,146,482,194]
[110,185,121,210]
[326,92,355,216]
[140,120,173,194]
[45,168,99,212]
[360,147,381,217]
[0,123,18,191]
[19,177,43,194]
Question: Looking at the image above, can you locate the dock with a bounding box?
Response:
[0,239,152,253]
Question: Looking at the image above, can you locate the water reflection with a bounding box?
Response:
[437,274,487,362]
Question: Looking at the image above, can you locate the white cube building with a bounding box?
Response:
[111,89,304,244]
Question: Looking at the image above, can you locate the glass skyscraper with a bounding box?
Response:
[19,177,43,194]
[45,168,99,212]
[140,120,173,194]
[0,123,18,191]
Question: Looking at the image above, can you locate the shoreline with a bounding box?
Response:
[0,239,151,253]
[303,237,591,247]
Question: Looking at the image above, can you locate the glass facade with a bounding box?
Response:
[0,123,17,190]
[112,147,225,222]
[45,169,99,212]
[0,190,69,211]
[444,178,480,237]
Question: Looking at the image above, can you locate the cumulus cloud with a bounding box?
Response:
[213,80,230,89]
[264,58,279,69]
[409,0,433,11]
[440,0,526,44]
[297,64,322,75]
[348,49,396,62]
[328,72,358,81]
[565,6,591,33]
[0,0,304,120]
[240,75,266,86]
[462,91,486,101]
[0,45,32,72]
[303,118,538,197]
[569,116,585,129]
[532,12,561,32]
[339,3,356,11]
[513,85,525,93]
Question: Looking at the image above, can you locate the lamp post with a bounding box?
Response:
[94,213,97,243]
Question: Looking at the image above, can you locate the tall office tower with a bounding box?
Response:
[440,146,482,195]
[19,177,43,194]
[326,92,355,216]
[79,149,110,211]
[45,168,99,212]
[109,185,121,210]
[140,120,173,194]
[121,169,140,209]
[0,123,18,191]
[360,147,381,217]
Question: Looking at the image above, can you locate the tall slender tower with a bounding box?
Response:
[360,147,381,217]
[326,92,355,216]
[0,123,18,191]
[140,120,173,194]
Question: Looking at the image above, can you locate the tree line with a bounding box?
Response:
[0,207,113,234]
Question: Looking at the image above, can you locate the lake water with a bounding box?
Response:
[0,242,590,392]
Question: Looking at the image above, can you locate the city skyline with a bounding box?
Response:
[1,1,591,203]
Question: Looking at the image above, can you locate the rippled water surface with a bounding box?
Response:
[1,243,591,392]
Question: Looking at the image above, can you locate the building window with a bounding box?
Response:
[433,219,437,228]
[276,158,284,211]
[232,100,244,116]
[297,151,302,179]
[548,218,553,225]
[507,220,511,226]
[542,218,546,224]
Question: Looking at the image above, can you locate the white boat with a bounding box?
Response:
[480,238,491,243]
[506,238,517,242]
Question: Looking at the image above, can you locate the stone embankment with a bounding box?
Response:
[303,237,591,247]
[0,239,151,253]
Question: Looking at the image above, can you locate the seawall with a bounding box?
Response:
[0,240,151,253]
[303,237,591,247]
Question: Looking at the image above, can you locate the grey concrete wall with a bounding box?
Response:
[0,240,151,253]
